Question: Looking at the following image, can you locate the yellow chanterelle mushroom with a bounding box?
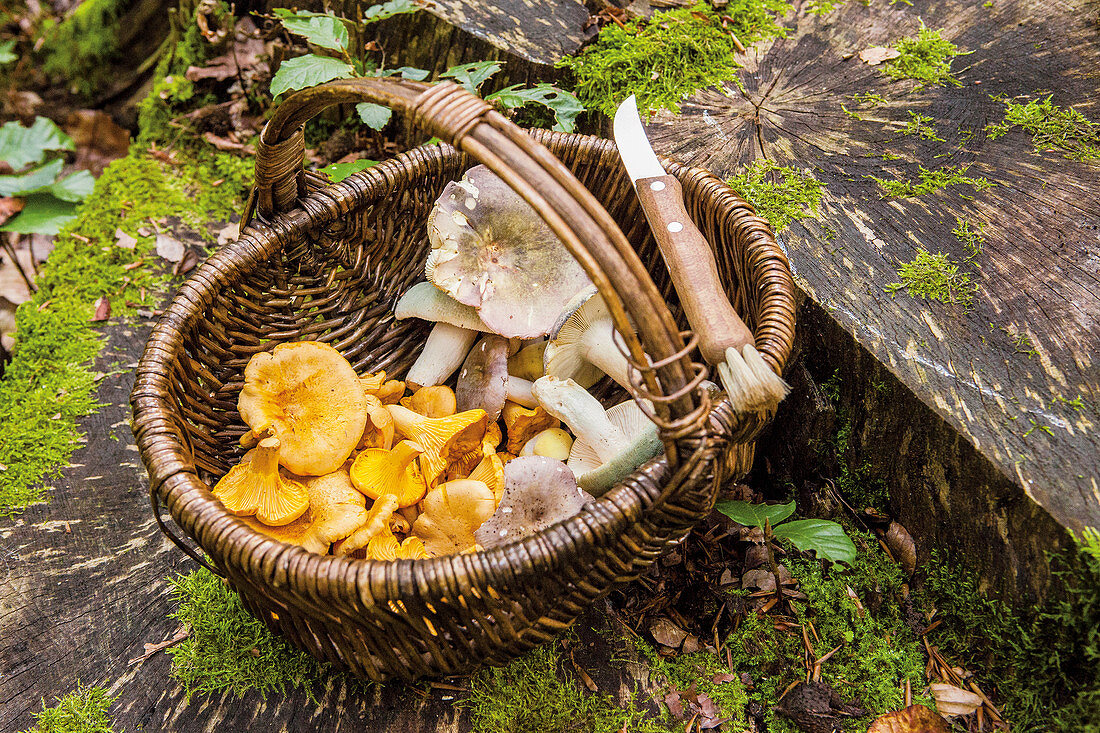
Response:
[387,405,487,486]
[238,341,367,476]
[411,479,496,556]
[212,435,309,526]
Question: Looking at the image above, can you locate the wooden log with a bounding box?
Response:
[645,0,1099,599]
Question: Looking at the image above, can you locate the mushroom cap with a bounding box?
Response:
[394,281,487,331]
[543,289,606,388]
[300,468,369,554]
[238,341,368,476]
[350,440,428,508]
[567,400,662,496]
[467,452,506,502]
[359,394,396,450]
[400,385,457,418]
[387,405,488,486]
[502,401,560,454]
[474,456,594,549]
[411,479,497,556]
[239,512,314,547]
[212,437,310,526]
[519,427,574,462]
[425,165,593,338]
[507,340,548,382]
[456,335,509,420]
[338,493,400,556]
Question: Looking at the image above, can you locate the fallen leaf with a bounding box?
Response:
[202,131,255,154]
[91,296,110,322]
[155,234,185,263]
[929,683,983,717]
[663,691,684,719]
[649,617,689,648]
[0,197,24,226]
[185,18,267,83]
[64,110,131,176]
[5,89,42,118]
[886,521,917,575]
[681,634,703,654]
[114,228,137,249]
[216,221,239,246]
[712,673,737,685]
[173,248,199,276]
[859,46,901,65]
[868,704,950,732]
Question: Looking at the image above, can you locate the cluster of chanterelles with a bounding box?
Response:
[213,166,666,558]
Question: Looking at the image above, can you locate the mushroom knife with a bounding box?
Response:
[613,95,788,412]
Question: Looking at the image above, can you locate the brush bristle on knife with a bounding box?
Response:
[613,94,789,415]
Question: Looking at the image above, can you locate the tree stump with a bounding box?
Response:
[646,0,1099,598]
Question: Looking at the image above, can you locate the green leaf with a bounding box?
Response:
[0,158,65,197]
[376,66,430,81]
[714,500,795,529]
[0,117,74,170]
[47,170,96,202]
[273,9,349,52]
[270,55,355,98]
[321,159,378,182]
[362,0,419,23]
[441,61,502,94]
[773,519,858,564]
[356,102,393,130]
[0,193,79,234]
[0,40,16,65]
[486,83,585,132]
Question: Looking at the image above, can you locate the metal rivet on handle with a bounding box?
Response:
[649,181,666,191]
[667,222,684,233]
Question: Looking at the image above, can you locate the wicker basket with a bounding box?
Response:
[130,78,796,682]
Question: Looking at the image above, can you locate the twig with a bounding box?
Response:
[128,624,190,666]
[1,234,35,294]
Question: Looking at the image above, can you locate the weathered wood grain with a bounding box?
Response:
[646,0,1100,541]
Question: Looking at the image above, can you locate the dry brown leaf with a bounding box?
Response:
[867,705,949,733]
[202,131,255,154]
[886,521,917,575]
[217,222,239,246]
[0,197,24,226]
[929,683,983,717]
[859,46,901,65]
[155,234,185,263]
[91,296,111,322]
[649,617,689,648]
[114,228,137,250]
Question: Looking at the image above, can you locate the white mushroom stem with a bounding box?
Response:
[406,322,478,388]
[532,376,630,462]
[577,319,631,389]
[505,376,538,408]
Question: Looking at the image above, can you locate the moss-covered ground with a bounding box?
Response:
[725,160,825,233]
[0,150,251,517]
[986,95,1100,163]
[19,683,117,733]
[558,1,791,117]
[882,22,962,89]
[872,163,993,199]
[885,248,976,309]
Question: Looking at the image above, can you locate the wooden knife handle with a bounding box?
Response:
[635,174,754,365]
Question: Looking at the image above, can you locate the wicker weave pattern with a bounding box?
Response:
[131,80,795,681]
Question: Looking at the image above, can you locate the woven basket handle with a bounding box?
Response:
[246,77,714,459]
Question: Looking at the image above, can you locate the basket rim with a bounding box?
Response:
[131,130,794,599]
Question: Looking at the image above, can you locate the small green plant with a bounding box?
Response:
[270,8,582,132]
[167,568,326,700]
[0,117,95,234]
[807,0,844,15]
[882,22,962,89]
[1003,327,1038,357]
[986,96,1100,163]
[726,160,825,232]
[871,163,993,198]
[952,217,986,258]
[558,2,788,116]
[715,500,857,564]
[20,683,117,733]
[851,92,887,107]
[1055,395,1086,412]
[885,249,975,308]
[902,111,944,141]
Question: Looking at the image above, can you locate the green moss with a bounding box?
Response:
[559,2,790,116]
[872,163,992,198]
[918,541,1100,731]
[902,111,943,142]
[20,683,117,733]
[851,92,887,108]
[726,160,825,232]
[807,0,844,15]
[167,568,327,700]
[466,639,673,733]
[884,249,975,308]
[882,22,962,89]
[986,96,1100,163]
[0,151,251,517]
[40,0,126,97]
[952,217,985,259]
[728,534,928,731]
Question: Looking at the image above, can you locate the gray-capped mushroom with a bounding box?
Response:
[531,375,662,495]
[456,334,509,420]
[394,282,487,388]
[426,165,593,339]
[474,455,593,549]
[543,290,628,389]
